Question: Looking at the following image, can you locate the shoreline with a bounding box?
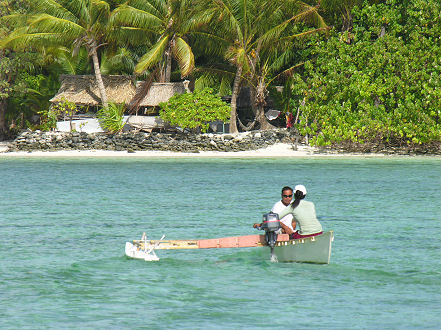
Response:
[1,142,440,158]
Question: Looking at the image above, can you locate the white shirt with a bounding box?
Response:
[271,200,294,231]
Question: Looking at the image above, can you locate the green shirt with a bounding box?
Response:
[278,200,322,235]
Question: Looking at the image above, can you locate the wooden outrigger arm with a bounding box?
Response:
[125,232,290,261]
[132,233,290,250]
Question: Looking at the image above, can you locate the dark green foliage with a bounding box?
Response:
[160,88,230,132]
[294,0,441,146]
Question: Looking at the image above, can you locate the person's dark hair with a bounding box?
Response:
[290,190,305,209]
[281,186,293,194]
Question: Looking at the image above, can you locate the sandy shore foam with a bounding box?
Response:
[0,142,391,158]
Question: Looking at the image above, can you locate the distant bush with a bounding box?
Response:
[159,88,230,132]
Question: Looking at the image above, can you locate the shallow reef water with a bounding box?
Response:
[1,157,440,328]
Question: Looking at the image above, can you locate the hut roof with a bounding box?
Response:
[50,75,136,106]
[137,81,191,107]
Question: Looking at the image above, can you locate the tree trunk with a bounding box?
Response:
[229,65,242,134]
[253,77,275,130]
[165,46,172,83]
[255,103,274,130]
[0,98,8,140]
[158,61,166,82]
[89,42,108,107]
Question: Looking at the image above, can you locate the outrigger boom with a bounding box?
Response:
[135,233,289,250]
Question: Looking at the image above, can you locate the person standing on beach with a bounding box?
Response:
[277,185,323,239]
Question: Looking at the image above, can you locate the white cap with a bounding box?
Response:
[294,184,307,195]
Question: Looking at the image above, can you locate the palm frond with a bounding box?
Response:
[135,36,169,73]
[280,26,329,42]
[0,29,69,50]
[91,0,111,26]
[109,26,153,47]
[194,73,219,91]
[127,0,165,18]
[219,76,232,95]
[209,0,244,44]
[257,1,327,48]
[190,31,228,58]
[287,2,327,28]
[31,0,77,22]
[28,14,85,40]
[267,61,304,85]
[101,47,135,74]
[173,37,195,77]
[111,4,163,30]
[64,0,90,24]
[195,66,236,80]
[0,14,32,29]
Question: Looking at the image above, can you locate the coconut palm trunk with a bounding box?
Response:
[88,40,108,107]
[254,76,274,130]
[165,47,172,82]
[248,48,274,130]
[229,65,243,134]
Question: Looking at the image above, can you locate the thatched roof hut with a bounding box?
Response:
[50,75,191,108]
[50,75,136,106]
[136,81,191,107]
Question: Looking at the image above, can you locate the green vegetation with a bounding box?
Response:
[160,88,230,132]
[201,0,327,133]
[96,102,125,133]
[0,0,440,151]
[38,97,77,131]
[292,0,441,147]
[111,0,200,82]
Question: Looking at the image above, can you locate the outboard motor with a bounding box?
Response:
[258,212,281,261]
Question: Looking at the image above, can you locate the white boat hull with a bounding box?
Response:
[273,231,334,264]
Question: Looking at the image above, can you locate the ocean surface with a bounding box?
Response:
[0,157,440,329]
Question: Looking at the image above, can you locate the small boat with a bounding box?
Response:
[125,230,334,264]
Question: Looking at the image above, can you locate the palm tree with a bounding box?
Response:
[112,0,203,82]
[206,0,327,133]
[0,0,112,107]
[245,1,328,130]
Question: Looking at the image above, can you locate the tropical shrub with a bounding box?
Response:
[37,98,77,131]
[159,88,230,132]
[293,0,441,147]
[37,109,58,131]
[96,102,125,133]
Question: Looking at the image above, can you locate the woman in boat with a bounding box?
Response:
[277,185,323,240]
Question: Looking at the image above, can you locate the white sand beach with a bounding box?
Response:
[0,142,389,158]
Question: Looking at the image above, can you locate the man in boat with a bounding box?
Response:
[271,186,297,235]
[253,186,297,235]
[277,185,323,240]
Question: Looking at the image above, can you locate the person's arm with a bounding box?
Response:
[280,222,294,235]
[277,205,291,220]
[291,219,297,231]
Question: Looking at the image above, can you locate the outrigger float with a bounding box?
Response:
[125,212,334,264]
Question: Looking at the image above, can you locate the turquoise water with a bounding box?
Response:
[1,157,440,328]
